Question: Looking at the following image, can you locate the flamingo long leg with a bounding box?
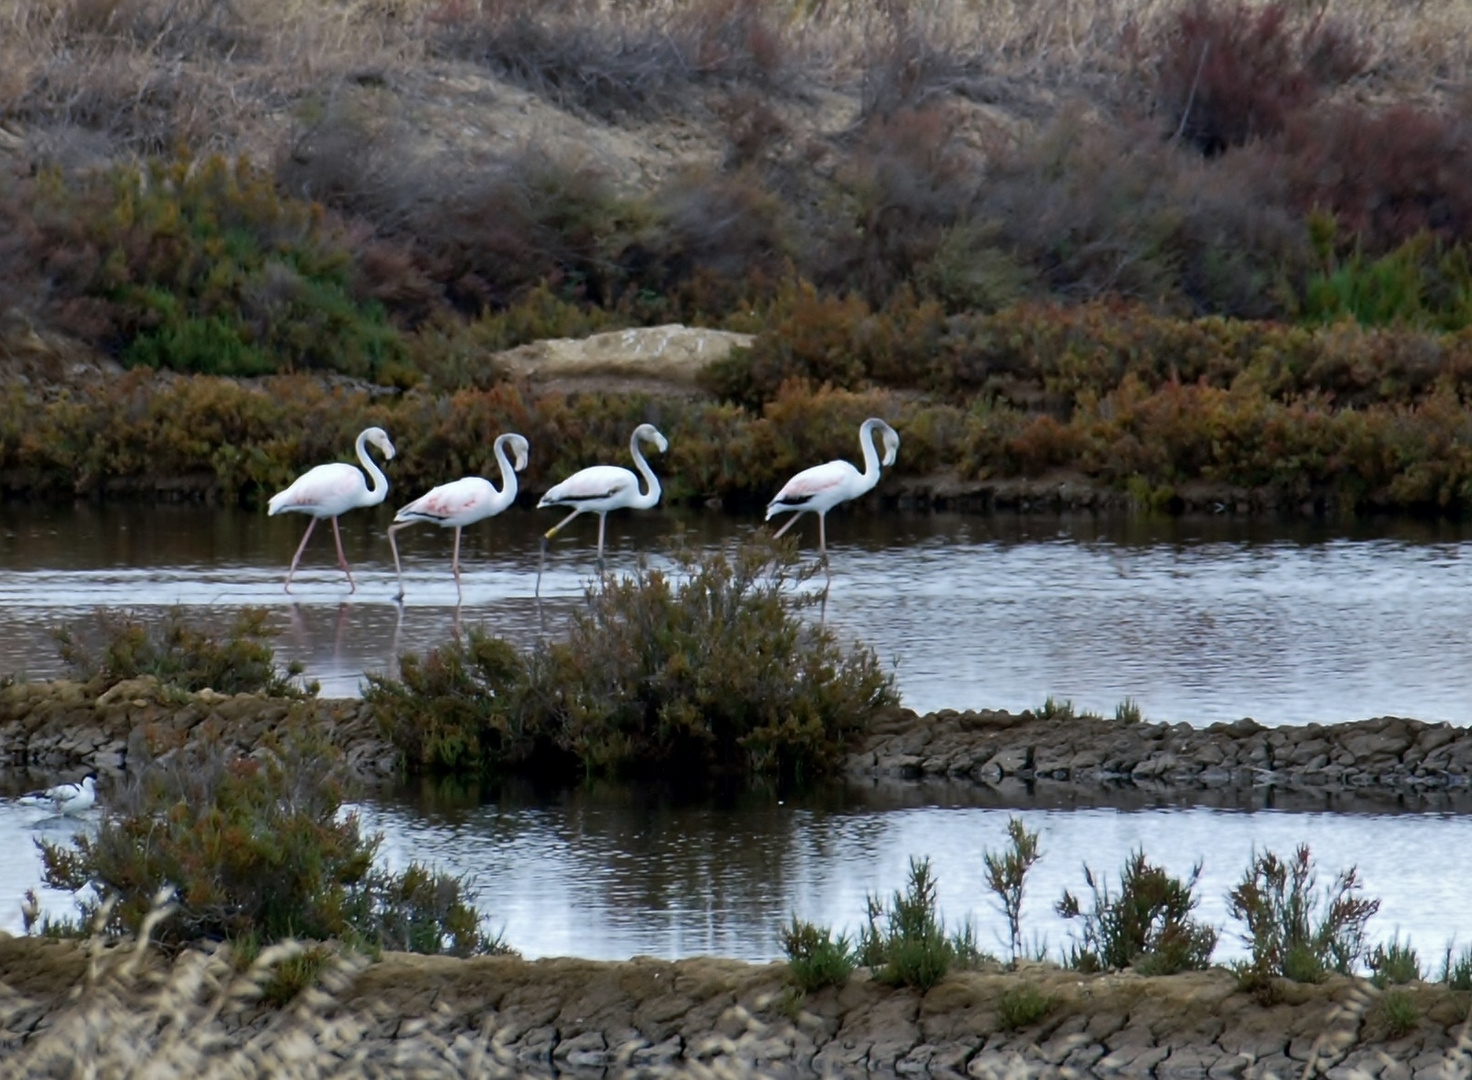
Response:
[331,516,356,593]
[771,513,801,540]
[451,526,463,601]
[545,508,582,539]
[819,512,831,585]
[387,522,410,600]
[283,517,319,593]
[596,512,607,567]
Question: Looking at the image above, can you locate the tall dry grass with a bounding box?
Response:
[0,0,1467,168]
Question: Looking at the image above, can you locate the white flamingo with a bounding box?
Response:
[388,432,530,602]
[766,417,900,565]
[20,775,97,815]
[538,423,668,581]
[267,426,396,594]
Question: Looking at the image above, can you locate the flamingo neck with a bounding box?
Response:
[856,420,884,492]
[356,431,389,506]
[491,435,519,506]
[629,432,661,509]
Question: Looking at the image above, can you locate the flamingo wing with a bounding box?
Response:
[268,463,366,516]
[767,460,858,513]
[397,477,492,524]
[541,465,636,506]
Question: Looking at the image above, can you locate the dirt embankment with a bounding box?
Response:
[2,935,1470,1079]
[5,681,1472,798]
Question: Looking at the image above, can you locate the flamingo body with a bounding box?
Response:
[389,432,528,601]
[267,426,396,593]
[537,423,668,581]
[766,418,899,561]
[20,775,97,815]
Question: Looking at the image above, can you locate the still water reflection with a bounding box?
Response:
[4,777,1469,962]
[4,504,1472,724]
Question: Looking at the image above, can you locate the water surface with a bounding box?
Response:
[4,777,1469,963]
[4,504,1472,725]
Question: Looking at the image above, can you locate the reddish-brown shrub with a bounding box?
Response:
[1279,104,1472,253]
[1158,0,1365,155]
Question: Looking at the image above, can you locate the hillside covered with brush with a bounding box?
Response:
[2,0,1472,514]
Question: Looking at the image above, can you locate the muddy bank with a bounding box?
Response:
[5,681,1472,798]
[1,935,1469,1079]
[854,708,1472,796]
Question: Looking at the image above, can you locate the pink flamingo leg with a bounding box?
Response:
[388,522,409,600]
[451,526,463,601]
[596,512,607,568]
[819,511,831,584]
[771,513,801,540]
[331,516,356,593]
[283,517,319,593]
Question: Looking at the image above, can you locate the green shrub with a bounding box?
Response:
[1380,988,1420,1039]
[26,156,410,379]
[781,917,856,992]
[365,631,531,773]
[371,542,896,781]
[984,816,1042,967]
[996,983,1054,1031]
[859,857,956,991]
[1114,698,1144,724]
[1227,844,1380,994]
[1303,228,1472,332]
[1440,943,1472,990]
[533,540,895,780]
[37,735,503,957]
[52,607,311,698]
[1057,850,1217,974]
[1369,934,1422,988]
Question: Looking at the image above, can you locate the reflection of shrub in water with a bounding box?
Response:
[37,734,504,958]
[371,541,897,782]
[51,606,312,698]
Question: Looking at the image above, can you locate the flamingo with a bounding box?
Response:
[19,774,97,815]
[766,417,900,568]
[537,423,668,580]
[387,432,530,602]
[267,426,396,594]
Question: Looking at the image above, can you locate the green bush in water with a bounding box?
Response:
[51,607,312,698]
[535,539,896,780]
[366,631,530,773]
[370,540,897,782]
[37,735,503,957]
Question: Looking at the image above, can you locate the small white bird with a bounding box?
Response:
[388,432,530,602]
[766,417,900,565]
[267,426,396,593]
[19,774,97,816]
[537,423,668,583]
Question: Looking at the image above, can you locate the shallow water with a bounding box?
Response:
[4,776,1470,963]
[5,503,1472,724]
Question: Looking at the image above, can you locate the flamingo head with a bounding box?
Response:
[880,423,900,467]
[365,427,396,460]
[502,433,531,472]
[635,423,669,454]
